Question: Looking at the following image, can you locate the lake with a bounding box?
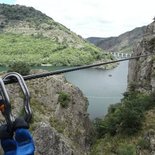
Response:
[0,61,128,119]
[65,61,129,119]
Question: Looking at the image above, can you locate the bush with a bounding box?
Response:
[108,102,122,114]
[58,92,70,108]
[137,138,150,150]
[119,106,144,135]
[128,82,138,91]
[148,37,155,52]
[93,118,107,137]
[117,144,136,155]
[8,61,31,75]
[94,92,155,137]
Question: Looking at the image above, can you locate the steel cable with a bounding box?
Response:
[3,54,153,84]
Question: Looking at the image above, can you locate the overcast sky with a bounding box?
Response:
[0,0,155,38]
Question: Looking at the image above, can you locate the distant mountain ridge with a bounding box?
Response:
[86,37,106,45]
[87,26,147,53]
[0,4,112,66]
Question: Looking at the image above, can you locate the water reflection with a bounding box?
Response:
[65,61,128,119]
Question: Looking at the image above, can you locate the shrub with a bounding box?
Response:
[148,37,155,52]
[108,103,122,114]
[137,138,150,150]
[93,118,107,137]
[58,92,70,108]
[8,61,31,75]
[117,144,136,155]
[94,92,155,137]
[119,106,144,135]
[128,82,138,91]
[49,116,65,133]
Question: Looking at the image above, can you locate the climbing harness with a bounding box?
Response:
[0,72,32,131]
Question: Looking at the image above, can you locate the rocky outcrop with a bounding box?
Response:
[136,129,155,155]
[33,123,74,155]
[128,21,155,92]
[0,73,94,155]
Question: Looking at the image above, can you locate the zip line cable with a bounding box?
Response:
[3,54,153,84]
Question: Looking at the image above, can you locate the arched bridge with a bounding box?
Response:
[109,52,133,59]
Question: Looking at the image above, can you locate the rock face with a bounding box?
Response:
[0,73,94,155]
[128,21,155,92]
[127,21,155,155]
[33,123,74,155]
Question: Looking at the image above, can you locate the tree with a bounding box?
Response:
[8,61,31,75]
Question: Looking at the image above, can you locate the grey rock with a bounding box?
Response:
[128,21,155,92]
[33,122,74,155]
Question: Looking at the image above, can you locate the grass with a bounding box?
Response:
[49,116,65,133]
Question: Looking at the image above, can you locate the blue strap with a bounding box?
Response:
[1,129,35,155]
[15,129,35,155]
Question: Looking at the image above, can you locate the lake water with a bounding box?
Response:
[0,61,128,119]
[65,61,129,119]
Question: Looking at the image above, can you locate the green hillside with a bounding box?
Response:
[0,4,112,66]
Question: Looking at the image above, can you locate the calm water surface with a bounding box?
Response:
[65,61,128,119]
[0,61,128,119]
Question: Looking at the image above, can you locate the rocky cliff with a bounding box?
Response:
[126,21,155,155]
[128,21,155,92]
[88,21,155,155]
[0,72,94,155]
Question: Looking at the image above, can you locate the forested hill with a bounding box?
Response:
[87,26,146,53]
[0,4,111,66]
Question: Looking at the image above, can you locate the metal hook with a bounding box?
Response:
[2,72,32,123]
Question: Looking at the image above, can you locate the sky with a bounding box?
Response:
[0,0,155,38]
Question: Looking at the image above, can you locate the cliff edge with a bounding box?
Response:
[0,72,94,155]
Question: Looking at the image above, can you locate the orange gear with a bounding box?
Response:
[0,104,5,112]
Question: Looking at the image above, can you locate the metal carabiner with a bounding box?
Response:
[2,72,32,123]
[0,78,13,129]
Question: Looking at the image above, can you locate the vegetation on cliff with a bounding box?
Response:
[91,91,155,154]
[7,61,30,75]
